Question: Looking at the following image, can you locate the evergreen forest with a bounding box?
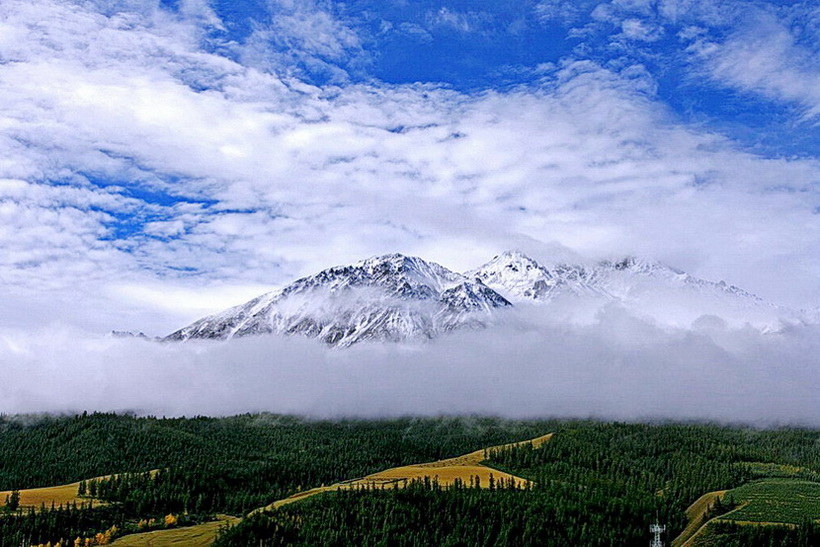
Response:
[0,413,817,546]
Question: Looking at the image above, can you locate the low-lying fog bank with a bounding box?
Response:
[1,306,818,426]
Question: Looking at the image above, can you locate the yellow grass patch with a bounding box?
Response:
[8,435,552,546]
[0,479,104,511]
[354,464,527,488]
[421,432,554,469]
[671,489,727,547]
[1,481,86,510]
[110,515,240,547]
[0,470,160,512]
[260,432,553,513]
[726,519,798,528]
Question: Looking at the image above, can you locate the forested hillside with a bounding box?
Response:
[215,422,820,546]
[0,414,818,546]
[0,413,551,544]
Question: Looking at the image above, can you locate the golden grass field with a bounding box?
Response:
[261,432,553,512]
[0,480,86,510]
[671,489,727,547]
[13,434,552,546]
[347,432,554,490]
[110,515,239,547]
[9,433,814,546]
[0,470,160,512]
[0,476,108,510]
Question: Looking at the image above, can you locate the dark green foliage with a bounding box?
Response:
[488,422,819,541]
[1,415,818,545]
[720,479,820,524]
[699,520,819,547]
[0,413,553,515]
[3,489,20,513]
[0,503,124,546]
[702,492,738,523]
[215,421,819,546]
[216,479,656,547]
[215,511,300,546]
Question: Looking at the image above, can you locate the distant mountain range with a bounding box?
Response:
[165,251,810,347]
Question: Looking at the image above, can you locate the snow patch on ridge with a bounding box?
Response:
[165,250,811,347]
[166,254,511,347]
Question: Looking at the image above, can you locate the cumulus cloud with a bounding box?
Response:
[0,314,817,425]
[0,0,818,344]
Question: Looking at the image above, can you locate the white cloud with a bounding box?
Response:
[657,0,741,27]
[430,7,477,33]
[620,18,664,41]
[694,14,820,121]
[590,1,820,121]
[238,0,366,82]
[0,0,818,344]
[534,1,589,25]
[0,315,817,425]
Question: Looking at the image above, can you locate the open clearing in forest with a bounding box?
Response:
[719,479,820,524]
[674,478,820,546]
[263,432,553,511]
[0,475,111,510]
[0,480,88,510]
[110,515,240,547]
[339,432,553,490]
[111,432,552,546]
[0,470,160,512]
[671,489,727,547]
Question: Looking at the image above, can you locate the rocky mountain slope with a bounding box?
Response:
[470,251,795,329]
[166,253,511,347]
[166,251,805,346]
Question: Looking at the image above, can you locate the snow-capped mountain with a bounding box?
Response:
[469,251,796,329]
[166,253,511,347]
[469,250,759,302]
[166,250,808,347]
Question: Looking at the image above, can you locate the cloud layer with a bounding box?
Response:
[1,311,817,425]
[0,1,818,420]
[1,4,819,325]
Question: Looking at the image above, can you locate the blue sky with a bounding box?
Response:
[197,0,820,157]
[0,0,819,334]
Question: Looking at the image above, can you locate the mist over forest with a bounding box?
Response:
[3,307,817,425]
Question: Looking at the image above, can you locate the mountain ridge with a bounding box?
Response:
[165,253,512,347]
[165,251,804,347]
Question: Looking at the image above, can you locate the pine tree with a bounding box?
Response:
[6,489,21,512]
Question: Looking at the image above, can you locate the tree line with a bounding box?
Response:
[1,414,817,545]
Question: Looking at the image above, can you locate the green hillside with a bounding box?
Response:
[0,414,817,546]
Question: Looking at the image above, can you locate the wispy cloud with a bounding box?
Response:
[238,0,367,83]
[693,13,820,122]
[0,0,818,339]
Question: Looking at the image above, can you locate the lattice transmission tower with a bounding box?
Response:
[649,522,666,547]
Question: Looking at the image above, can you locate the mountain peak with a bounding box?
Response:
[350,253,463,294]
[166,252,508,347]
[356,253,433,273]
[599,256,684,276]
[358,252,413,264]
[468,251,555,301]
[490,249,540,264]
[164,250,803,347]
